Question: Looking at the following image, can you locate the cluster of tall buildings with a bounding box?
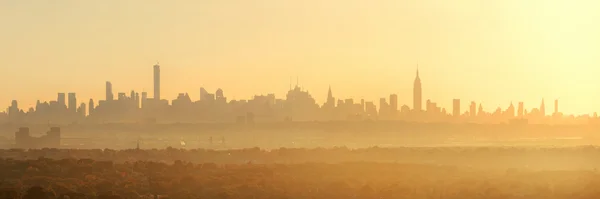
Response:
[1,63,596,125]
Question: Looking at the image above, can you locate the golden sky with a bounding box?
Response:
[1,0,600,115]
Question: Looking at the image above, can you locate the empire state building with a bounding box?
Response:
[413,69,422,111]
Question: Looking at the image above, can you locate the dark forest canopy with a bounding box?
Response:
[1,158,600,199]
[2,146,600,170]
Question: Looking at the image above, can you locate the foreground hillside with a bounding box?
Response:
[1,158,600,199]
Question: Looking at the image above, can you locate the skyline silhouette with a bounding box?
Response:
[1,62,596,125]
[3,2,600,198]
[2,1,600,115]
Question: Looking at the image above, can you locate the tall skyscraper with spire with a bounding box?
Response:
[413,68,422,111]
[322,85,336,111]
[327,86,334,105]
[540,99,545,116]
[154,62,161,101]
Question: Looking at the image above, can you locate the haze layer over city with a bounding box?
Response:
[2,0,600,115]
[2,1,600,198]
[2,0,600,149]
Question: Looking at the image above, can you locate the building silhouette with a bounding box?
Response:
[200,87,211,101]
[390,94,398,116]
[554,99,558,114]
[379,98,388,118]
[453,99,460,117]
[135,92,140,108]
[68,93,77,112]
[325,86,335,108]
[106,81,114,101]
[141,92,148,108]
[518,102,524,117]
[78,103,86,117]
[540,99,545,116]
[506,102,515,118]
[14,127,61,149]
[89,99,95,115]
[413,68,422,112]
[57,93,66,107]
[7,100,21,123]
[154,63,161,101]
[216,88,226,103]
[0,62,587,125]
[426,99,432,113]
[470,101,476,117]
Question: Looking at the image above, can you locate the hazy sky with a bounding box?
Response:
[1,0,600,115]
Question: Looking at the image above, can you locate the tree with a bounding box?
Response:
[23,186,49,199]
[98,192,122,199]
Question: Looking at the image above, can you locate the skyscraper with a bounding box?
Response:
[106,81,113,101]
[379,98,388,116]
[360,99,365,112]
[518,102,524,117]
[413,68,422,111]
[68,93,77,112]
[216,88,224,99]
[200,87,209,101]
[154,63,161,101]
[453,99,460,117]
[135,92,140,108]
[554,99,558,114]
[118,93,127,100]
[78,103,86,117]
[8,100,19,121]
[9,100,18,112]
[540,99,545,116]
[57,93,66,107]
[506,102,515,118]
[470,101,476,117]
[389,94,398,113]
[141,92,148,108]
[326,86,335,107]
[88,99,95,116]
[216,88,225,103]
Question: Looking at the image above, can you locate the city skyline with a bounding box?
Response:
[0,62,595,117]
[3,2,600,197]
[2,1,600,115]
[1,62,594,126]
